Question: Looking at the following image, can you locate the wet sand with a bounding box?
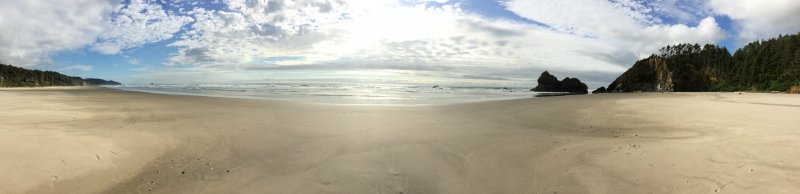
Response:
[1,87,799,194]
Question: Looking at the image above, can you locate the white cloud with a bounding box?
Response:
[504,0,726,59]
[59,64,94,71]
[164,0,630,85]
[321,5,629,74]
[634,17,725,56]
[642,0,712,24]
[127,58,141,65]
[503,0,645,37]
[166,0,349,65]
[708,0,800,45]
[0,0,115,66]
[91,0,194,54]
[0,0,192,67]
[6,0,795,87]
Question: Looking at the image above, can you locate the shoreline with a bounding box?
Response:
[4,85,794,106]
[107,84,539,105]
[0,86,96,90]
[1,88,799,193]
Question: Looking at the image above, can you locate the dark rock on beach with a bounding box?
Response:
[790,85,800,94]
[593,87,607,93]
[530,71,588,94]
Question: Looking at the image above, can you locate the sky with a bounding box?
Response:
[1,0,799,88]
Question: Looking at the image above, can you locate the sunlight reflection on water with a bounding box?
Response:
[111,82,545,105]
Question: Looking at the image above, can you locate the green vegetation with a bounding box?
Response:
[724,33,800,91]
[656,32,800,92]
[0,64,120,87]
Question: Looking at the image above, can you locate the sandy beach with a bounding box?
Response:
[1,87,799,194]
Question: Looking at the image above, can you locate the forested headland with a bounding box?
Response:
[0,64,120,87]
[604,32,800,93]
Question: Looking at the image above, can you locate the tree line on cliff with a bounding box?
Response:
[722,33,800,91]
[604,32,800,92]
[0,64,120,87]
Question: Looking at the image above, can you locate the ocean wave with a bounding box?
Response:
[116,83,537,104]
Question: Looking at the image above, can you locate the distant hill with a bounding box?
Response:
[605,32,800,93]
[83,78,121,86]
[0,64,120,87]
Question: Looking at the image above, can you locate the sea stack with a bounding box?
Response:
[593,87,608,93]
[530,71,589,94]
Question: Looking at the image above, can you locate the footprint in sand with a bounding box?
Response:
[50,175,59,188]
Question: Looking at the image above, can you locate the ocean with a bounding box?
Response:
[111,82,546,105]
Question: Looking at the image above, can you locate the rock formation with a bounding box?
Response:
[607,57,672,92]
[530,71,588,94]
[790,85,800,94]
[606,55,717,92]
[592,87,607,93]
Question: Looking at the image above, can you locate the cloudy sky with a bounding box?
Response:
[1,0,799,88]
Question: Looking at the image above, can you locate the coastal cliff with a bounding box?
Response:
[607,57,672,92]
[606,32,800,92]
[607,55,718,92]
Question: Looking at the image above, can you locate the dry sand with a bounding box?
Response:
[1,88,799,194]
